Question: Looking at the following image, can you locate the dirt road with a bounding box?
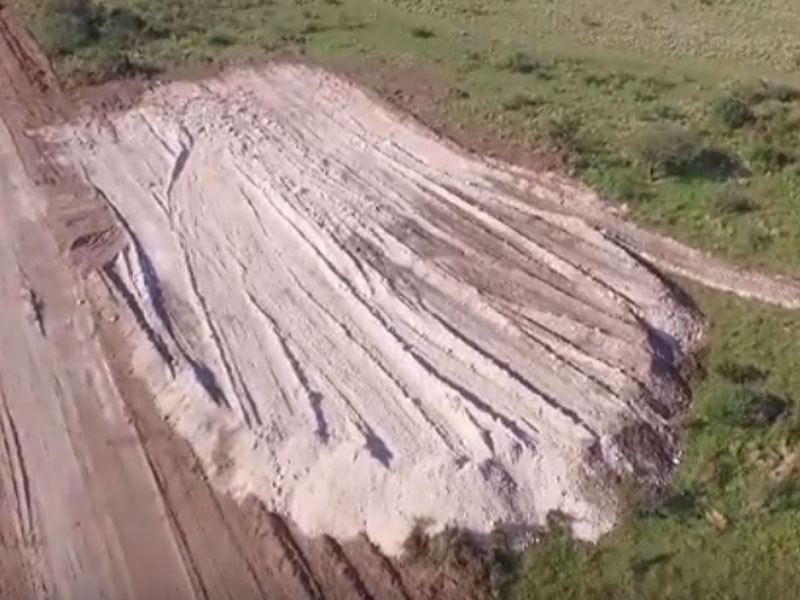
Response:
[0,9,472,600]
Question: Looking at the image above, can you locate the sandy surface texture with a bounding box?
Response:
[44,64,703,553]
[0,12,482,599]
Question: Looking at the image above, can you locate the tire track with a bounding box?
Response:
[46,63,706,555]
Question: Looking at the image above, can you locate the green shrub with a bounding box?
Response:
[34,0,101,55]
[410,26,435,39]
[92,48,156,79]
[579,14,602,28]
[589,166,653,203]
[716,361,766,384]
[502,92,543,111]
[633,124,702,177]
[747,142,795,173]
[542,111,584,151]
[32,0,160,80]
[712,94,755,129]
[733,80,800,104]
[708,382,788,428]
[402,520,432,561]
[207,28,236,46]
[712,186,756,216]
[101,7,150,44]
[500,51,540,74]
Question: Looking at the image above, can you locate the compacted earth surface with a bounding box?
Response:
[3,6,800,599]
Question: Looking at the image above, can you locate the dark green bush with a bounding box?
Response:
[410,26,435,38]
[92,49,157,79]
[747,142,795,173]
[101,7,149,44]
[633,124,702,177]
[34,0,101,55]
[402,520,431,561]
[708,382,788,428]
[716,361,766,384]
[599,168,653,203]
[32,0,161,80]
[712,186,756,216]
[502,92,542,111]
[633,124,741,179]
[500,51,540,74]
[734,80,800,104]
[712,94,755,129]
[542,111,586,152]
[207,28,236,46]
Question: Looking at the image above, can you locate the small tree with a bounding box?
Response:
[34,0,102,55]
[712,186,755,216]
[712,94,755,129]
[633,124,702,178]
[500,51,540,74]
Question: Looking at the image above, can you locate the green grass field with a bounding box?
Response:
[18,0,800,274]
[506,286,800,599]
[17,0,800,597]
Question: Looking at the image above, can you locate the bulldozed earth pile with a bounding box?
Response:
[46,64,705,552]
[0,8,756,599]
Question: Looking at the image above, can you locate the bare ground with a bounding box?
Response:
[1,6,799,600]
[0,9,483,600]
[42,64,710,554]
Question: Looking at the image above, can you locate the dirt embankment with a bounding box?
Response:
[44,64,703,554]
[0,9,478,600]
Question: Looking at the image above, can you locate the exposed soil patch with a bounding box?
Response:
[44,64,704,554]
[334,57,568,173]
[0,9,487,598]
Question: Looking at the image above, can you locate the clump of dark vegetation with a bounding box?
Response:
[709,361,789,428]
[712,94,755,129]
[715,360,766,384]
[633,123,740,179]
[701,80,800,175]
[402,520,483,569]
[633,124,701,177]
[402,520,500,599]
[747,142,795,173]
[499,51,543,75]
[33,0,101,55]
[579,14,602,28]
[32,0,162,80]
[402,519,433,561]
[604,168,654,203]
[207,28,236,46]
[542,110,596,156]
[502,92,543,111]
[712,185,756,216]
[410,26,435,39]
[708,383,788,428]
[735,79,800,104]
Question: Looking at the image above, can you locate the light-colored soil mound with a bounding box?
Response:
[46,64,702,553]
